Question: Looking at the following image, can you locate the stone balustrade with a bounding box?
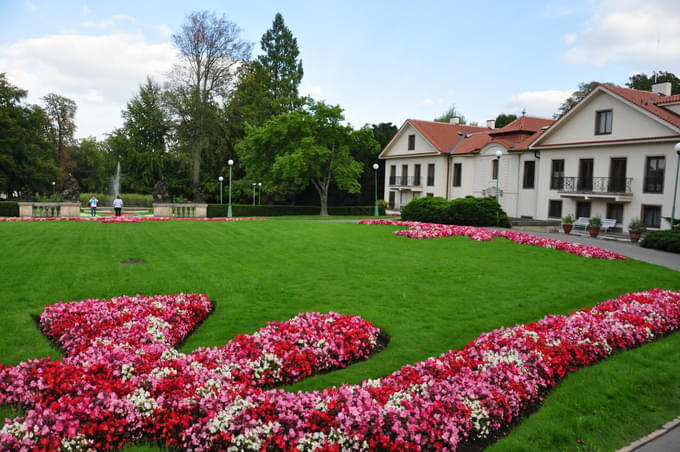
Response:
[152,203,207,218]
[18,202,81,218]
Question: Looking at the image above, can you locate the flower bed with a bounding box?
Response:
[0,217,267,223]
[2,289,679,450]
[359,219,625,260]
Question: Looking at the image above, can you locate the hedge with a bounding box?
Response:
[207,204,385,217]
[639,229,680,254]
[401,196,511,228]
[0,201,19,217]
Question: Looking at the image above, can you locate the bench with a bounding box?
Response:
[573,217,590,230]
[601,218,617,233]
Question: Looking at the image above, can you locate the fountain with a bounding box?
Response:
[111,161,121,197]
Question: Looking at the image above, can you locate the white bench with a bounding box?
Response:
[601,218,617,232]
[573,217,590,230]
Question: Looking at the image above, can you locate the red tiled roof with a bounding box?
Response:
[601,84,680,129]
[408,119,489,153]
[654,94,680,105]
[489,116,554,135]
[510,129,549,152]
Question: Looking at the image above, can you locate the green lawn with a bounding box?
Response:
[0,220,678,451]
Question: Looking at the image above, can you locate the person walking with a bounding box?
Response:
[89,195,98,217]
[113,194,123,217]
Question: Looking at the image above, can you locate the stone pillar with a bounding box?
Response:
[59,202,81,218]
[193,204,208,218]
[153,203,173,217]
[18,202,33,218]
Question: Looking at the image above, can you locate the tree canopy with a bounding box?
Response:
[627,71,680,95]
[494,113,517,129]
[434,104,466,124]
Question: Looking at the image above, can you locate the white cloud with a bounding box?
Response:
[26,1,36,11]
[562,0,680,71]
[500,89,573,119]
[80,14,135,30]
[420,98,443,107]
[82,4,90,16]
[563,33,577,45]
[155,24,173,39]
[0,32,176,139]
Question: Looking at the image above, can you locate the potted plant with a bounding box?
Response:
[561,214,575,234]
[628,217,645,243]
[588,216,602,238]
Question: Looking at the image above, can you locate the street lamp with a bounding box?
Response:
[218,176,223,204]
[495,149,502,225]
[227,160,234,218]
[372,163,379,216]
[257,182,262,205]
[252,183,256,205]
[670,142,680,230]
[52,181,55,195]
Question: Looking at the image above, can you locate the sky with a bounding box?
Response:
[1,0,680,140]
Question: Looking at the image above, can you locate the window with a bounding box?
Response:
[609,158,627,192]
[550,159,565,189]
[578,159,594,191]
[389,165,396,185]
[523,161,535,189]
[576,201,591,219]
[644,157,665,193]
[401,165,408,186]
[413,164,421,186]
[427,164,435,186]
[607,203,623,223]
[548,200,562,219]
[492,159,499,180]
[426,192,434,197]
[595,110,612,135]
[452,163,462,187]
[642,205,662,228]
[408,134,415,150]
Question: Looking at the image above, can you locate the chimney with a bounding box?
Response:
[449,116,460,124]
[652,82,672,96]
[486,119,496,129]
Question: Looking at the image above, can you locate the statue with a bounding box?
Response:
[20,185,32,201]
[61,175,80,202]
[152,179,170,203]
[192,187,205,203]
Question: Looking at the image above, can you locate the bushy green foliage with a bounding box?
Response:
[207,204,384,217]
[401,195,511,227]
[79,193,153,208]
[400,197,451,223]
[640,229,680,254]
[0,201,18,217]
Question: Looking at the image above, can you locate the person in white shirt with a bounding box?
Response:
[89,195,98,217]
[113,194,123,217]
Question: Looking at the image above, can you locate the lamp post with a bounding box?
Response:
[670,142,680,230]
[257,182,262,205]
[227,159,234,218]
[495,149,502,225]
[252,183,256,205]
[372,163,379,216]
[52,181,55,195]
[218,176,223,204]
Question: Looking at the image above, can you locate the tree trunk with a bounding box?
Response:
[312,178,329,216]
[192,142,201,185]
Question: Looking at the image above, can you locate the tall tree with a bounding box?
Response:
[71,138,115,193]
[111,77,172,193]
[169,10,252,185]
[626,71,680,95]
[42,93,77,174]
[0,74,59,196]
[494,113,517,129]
[554,81,601,118]
[434,104,466,124]
[238,101,373,215]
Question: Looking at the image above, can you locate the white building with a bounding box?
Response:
[379,82,680,231]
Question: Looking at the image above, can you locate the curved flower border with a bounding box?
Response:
[359,219,626,260]
[2,289,679,450]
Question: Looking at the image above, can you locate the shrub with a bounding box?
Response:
[0,201,19,217]
[400,197,450,223]
[449,196,511,228]
[80,193,153,208]
[640,229,680,254]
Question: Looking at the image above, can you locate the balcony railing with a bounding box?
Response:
[552,177,632,193]
[389,175,423,187]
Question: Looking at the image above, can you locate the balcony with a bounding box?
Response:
[553,177,633,202]
[389,175,423,191]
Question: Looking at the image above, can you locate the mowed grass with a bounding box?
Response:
[0,220,678,451]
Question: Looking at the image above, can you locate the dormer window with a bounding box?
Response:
[595,110,612,135]
[408,134,415,150]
